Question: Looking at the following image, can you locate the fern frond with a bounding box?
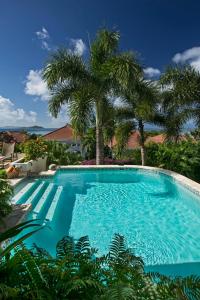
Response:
[56,236,75,259]
[16,246,49,297]
[109,234,126,260]
[75,236,90,255]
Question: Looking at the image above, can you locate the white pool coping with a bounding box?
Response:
[39,165,200,197]
[8,176,26,188]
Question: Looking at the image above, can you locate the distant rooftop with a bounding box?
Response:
[43,124,79,143]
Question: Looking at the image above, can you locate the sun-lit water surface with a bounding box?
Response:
[16,168,200,267]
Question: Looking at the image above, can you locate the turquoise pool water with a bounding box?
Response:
[14,168,200,275]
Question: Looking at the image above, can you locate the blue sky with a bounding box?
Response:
[0,0,200,127]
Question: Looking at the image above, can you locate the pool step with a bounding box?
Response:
[43,186,63,224]
[32,183,54,219]
[12,181,39,204]
[25,181,47,205]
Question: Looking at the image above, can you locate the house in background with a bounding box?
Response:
[109,130,188,151]
[0,131,28,144]
[109,131,166,150]
[43,124,81,153]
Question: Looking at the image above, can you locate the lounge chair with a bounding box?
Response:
[0,142,15,168]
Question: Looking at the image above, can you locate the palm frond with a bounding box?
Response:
[48,82,79,118]
[69,86,94,137]
[90,29,120,71]
[160,65,200,106]
[115,106,135,121]
[114,121,134,157]
[43,49,89,89]
[102,52,142,89]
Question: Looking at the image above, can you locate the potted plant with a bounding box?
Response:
[20,138,48,173]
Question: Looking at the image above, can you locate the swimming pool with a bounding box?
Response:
[13,167,200,275]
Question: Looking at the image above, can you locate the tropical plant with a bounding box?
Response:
[114,79,161,165]
[0,180,13,222]
[145,140,200,182]
[21,138,48,161]
[1,229,200,299]
[160,65,200,141]
[46,140,82,165]
[0,220,42,257]
[111,139,200,182]
[82,127,113,159]
[114,121,133,158]
[113,147,141,162]
[82,127,96,159]
[43,28,141,164]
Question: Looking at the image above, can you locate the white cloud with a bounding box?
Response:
[172,46,200,72]
[0,95,37,126]
[36,27,49,40]
[70,38,86,56]
[24,69,70,126]
[172,47,200,63]
[47,106,70,127]
[35,27,51,51]
[25,70,50,101]
[144,67,161,78]
[41,41,51,51]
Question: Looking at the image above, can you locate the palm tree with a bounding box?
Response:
[160,65,200,141]
[43,29,141,164]
[115,79,160,165]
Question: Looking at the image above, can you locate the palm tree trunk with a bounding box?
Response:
[138,119,146,166]
[96,102,104,165]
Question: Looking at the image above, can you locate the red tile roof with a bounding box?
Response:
[0,131,28,143]
[127,131,141,149]
[109,131,141,149]
[8,131,28,143]
[109,131,167,149]
[146,134,188,144]
[43,125,79,142]
[146,134,166,144]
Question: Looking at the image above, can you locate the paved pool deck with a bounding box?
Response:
[0,204,31,233]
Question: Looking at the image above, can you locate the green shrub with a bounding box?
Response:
[0,169,7,179]
[20,139,82,165]
[21,138,48,161]
[113,140,200,182]
[14,143,22,153]
[0,180,13,221]
[46,141,82,165]
[113,147,141,164]
[145,141,200,182]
